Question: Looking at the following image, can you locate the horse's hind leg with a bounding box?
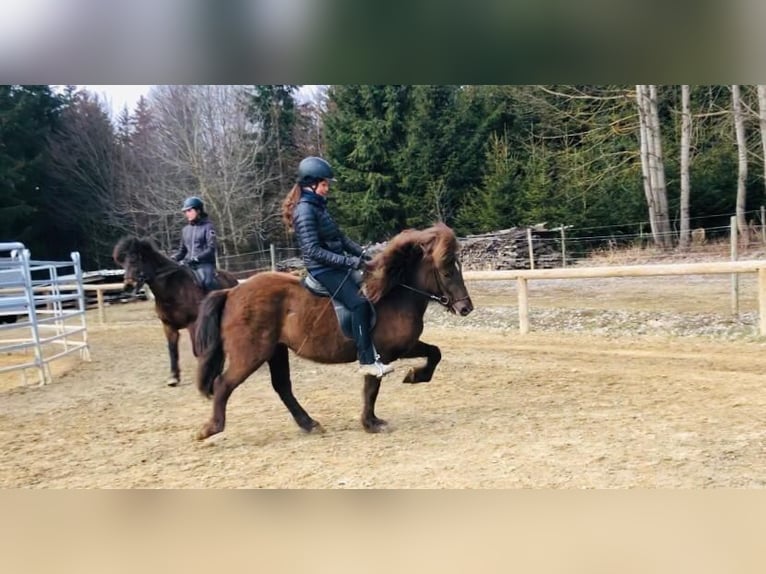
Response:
[399,340,442,384]
[268,344,323,433]
[163,323,181,386]
[197,356,266,441]
[361,374,388,433]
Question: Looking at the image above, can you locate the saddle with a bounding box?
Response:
[188,266,223,293]
[301,272,375,339]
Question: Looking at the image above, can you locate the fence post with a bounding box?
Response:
[560,226,567,268]
[270,244,276,271]
[517,277,529,334]
[731,215,739,316]
[526,228,535,270]
[759,267,766,336]
[97,289,105,325]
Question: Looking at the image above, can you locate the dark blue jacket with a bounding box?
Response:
[292,190,363,273]
[172,216,217,265]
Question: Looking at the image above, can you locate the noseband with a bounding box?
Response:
[400,261,468,309]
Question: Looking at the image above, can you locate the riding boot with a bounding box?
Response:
[352,305,394,378]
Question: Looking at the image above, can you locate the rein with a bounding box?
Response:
[138,260,187,284]
[399,265,469,309]
[399,283,450,307]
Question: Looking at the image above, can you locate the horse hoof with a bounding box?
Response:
[306,421,325,434]
[363,418,389,433]
[167,377,180,387]
[196,427,218,441]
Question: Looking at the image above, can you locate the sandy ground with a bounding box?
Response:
[2,276,766,488]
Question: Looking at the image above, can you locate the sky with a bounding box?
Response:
[79,85,152,115]
[77,85,323,116]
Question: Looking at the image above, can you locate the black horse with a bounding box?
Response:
[113,236,239,386]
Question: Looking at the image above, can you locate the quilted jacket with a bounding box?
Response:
[292,190,363,273]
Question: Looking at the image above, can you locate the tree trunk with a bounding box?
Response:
[636,85,671,248]
[647,85,672,248]
[679,85,692,250]
[732,85,749,247]
[636,86,658,241]
[757,85,766,216]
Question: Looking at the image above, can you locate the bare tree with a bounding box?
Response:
[635,85,672,248]
[758,86,766,210]
[146,85,278,263]
[679,85,692,250]
[113,95,177,249]
[732,85,749,246]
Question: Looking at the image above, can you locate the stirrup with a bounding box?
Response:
[358,361,394,378]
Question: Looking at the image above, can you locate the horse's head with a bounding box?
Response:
[367,223,474,316]
[113,237,159,295]
[417,224,474,316]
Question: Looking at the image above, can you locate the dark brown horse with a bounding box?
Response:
[112,236,239,386]
[194,223,474,441]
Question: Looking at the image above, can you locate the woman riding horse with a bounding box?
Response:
[113,236,238,386]
[193,223,474,441]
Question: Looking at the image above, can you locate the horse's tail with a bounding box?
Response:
[195,290,229,398]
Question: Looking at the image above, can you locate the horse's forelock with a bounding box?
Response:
[429,223,458,266]
[113,236,164,266]
[113,236,136,265]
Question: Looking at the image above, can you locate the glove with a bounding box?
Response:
[347,256,363,270]
[348,254,373,272]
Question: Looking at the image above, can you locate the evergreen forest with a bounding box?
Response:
[1,84,763,270]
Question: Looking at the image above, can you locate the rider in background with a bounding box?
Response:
[281,156,394,379]
[172,196,220,292]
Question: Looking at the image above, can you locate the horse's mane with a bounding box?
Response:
[113,236,177,267]
[364,223,458,303]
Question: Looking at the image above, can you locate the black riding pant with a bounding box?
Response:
[194,263,219,292]
[312,268,376,364]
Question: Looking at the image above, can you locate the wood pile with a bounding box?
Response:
[458,225,564,270]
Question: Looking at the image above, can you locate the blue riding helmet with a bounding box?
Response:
[182,196,204,212]
[297,157,336,185]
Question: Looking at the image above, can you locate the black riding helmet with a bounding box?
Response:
[182,196,204,212]
[297,156,336,186]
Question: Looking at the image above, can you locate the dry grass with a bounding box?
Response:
[581,236,766,267]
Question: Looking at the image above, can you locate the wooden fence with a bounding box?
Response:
[463,260,766,335]
[59,261,766,337]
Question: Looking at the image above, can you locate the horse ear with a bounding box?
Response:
[419,234,437,259]
[113,237,130,265]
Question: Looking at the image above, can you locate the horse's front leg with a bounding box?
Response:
[268,344,323,433]
[361,374,388,432]
[187,321,198,357]
[162,322,181,386]
[399,340,441,384]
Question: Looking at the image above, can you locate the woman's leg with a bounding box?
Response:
[313,269,376,364]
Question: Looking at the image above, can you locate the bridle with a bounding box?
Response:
[400,282,451,307]
[126,257,178,291]
[399,258,470,310]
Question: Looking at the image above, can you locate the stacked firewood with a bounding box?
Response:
[458,225,564,270]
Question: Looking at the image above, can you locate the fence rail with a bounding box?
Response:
[0,244,90,385]
[463,260,766,335]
